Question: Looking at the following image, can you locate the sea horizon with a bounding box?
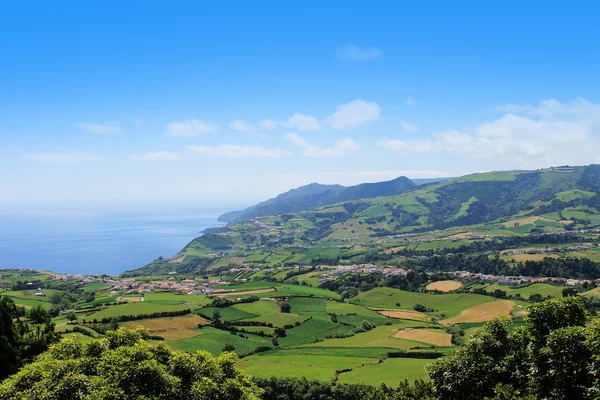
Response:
[0,206,228,276]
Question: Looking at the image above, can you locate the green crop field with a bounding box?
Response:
[238,354,379,381]
[198,306,258,322]
[351,287,494,318]
[278,315,355,347]
[82,282,111,292]
[234,300,308,326]
[305,324,436,350]
[337,358,433,386]
[142,292,211,306]
[168,326,270,355]
[86,302,192,320]
[485,282,565,299]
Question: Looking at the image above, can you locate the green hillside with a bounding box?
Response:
[125,165,600,276]
[218,176,416,223]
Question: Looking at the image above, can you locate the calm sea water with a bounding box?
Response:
[0,209,223,276]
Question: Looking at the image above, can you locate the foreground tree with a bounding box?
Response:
[0,328,262,400]
[428,296,598,400]
[0,297,59,380]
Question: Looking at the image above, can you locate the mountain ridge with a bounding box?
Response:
[124,165,600,277]
[218,176,416,223]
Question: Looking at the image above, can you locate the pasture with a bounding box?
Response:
[351,287,494,318]
[122,314,209,340]
[168,326,271,355]
[85,302,192,320]
[337,358,432,386]
[425,280,463,292]
[485,282,565,299]
[238,354,378,382]
[394,328,452,346]
[441,300,516,324]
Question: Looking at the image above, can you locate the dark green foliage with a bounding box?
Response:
[0,297,60,381]
[254,376,434,400]
[428,297,599,400]
[0,328,262,399]
[280,301,291,313]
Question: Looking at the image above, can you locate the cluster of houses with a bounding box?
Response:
[446,270,596,286]
[500,242,599,257]
[104,277,232,296]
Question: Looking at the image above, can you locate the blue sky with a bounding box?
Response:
[1,1,599,210]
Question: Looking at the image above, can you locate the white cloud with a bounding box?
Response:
[229,120,256,132]
[378,98,600,169]
[186,144,290,158]
[288,114,322,131]
[258,119,279,130]
[285,132,359,157]
[73,121,121,134]
[402,120,420,132]
[325,99,381,129]
[336,44,382,61]
[404,97,417,106]
[494,97,600,118]
[129,151,182,162]
[166,119,219,136]
[22,151,103,164]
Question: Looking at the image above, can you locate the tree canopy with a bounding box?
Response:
[0,328,262,400]
[428,296,600,400]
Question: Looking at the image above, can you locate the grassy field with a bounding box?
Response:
[425,280,463,292]
[82,282,110,292]
[168,326,271,355]
[441,300,516,324]
[337,358,432,386]
[305,324,438,350]
[485,282,565,299]
[351,287,494,318]
[122,314,209,340]
[86,302,193,320]
[235,300,308,326]
[238,354,378,382]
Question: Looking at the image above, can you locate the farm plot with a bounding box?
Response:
[238,354,378,382]
[122,314,209,340]
[485,282,564,299]
[394,328,452,347]
[352,287,494,318]
[441,300,516,324]
[305,324,437,350]
[377,310,427,320]
[337,358,432,386]
[168,326,270,355]
[86,302,192,320]
[234,300,308,326]
[426,280,463,292]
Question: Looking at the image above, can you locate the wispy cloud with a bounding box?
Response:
[129,151,182,162]
[73,121,121,134]
[402,120,420,132]
[404,96,417,106]
[229,120,257,132]
[258,119,279,130]
[378,97,600,169]
[288,114,322,131]
[336,44,382,61]
[325,99,381,129]
[187,144,290,158]
[285,132,359,157]
[22,151,103,164]
[166,119,219,137]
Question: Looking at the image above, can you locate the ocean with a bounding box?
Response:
[0,208,223,276]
